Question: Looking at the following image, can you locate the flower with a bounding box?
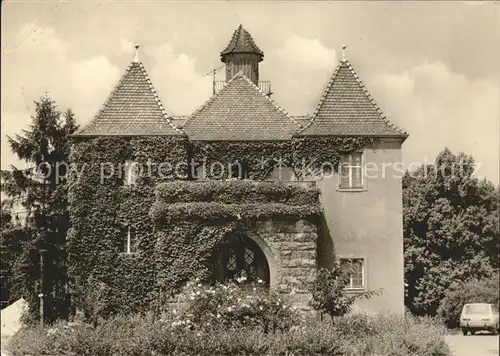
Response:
[235,276,247,283]
[46,328,59,336]
[257,279,263,284]
[197,283,201,287]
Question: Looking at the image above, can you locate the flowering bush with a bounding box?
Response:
[171,275,301,333]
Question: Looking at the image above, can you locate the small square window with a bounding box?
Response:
[339,258,365,290]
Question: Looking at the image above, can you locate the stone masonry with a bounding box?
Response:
[248,218,317,310]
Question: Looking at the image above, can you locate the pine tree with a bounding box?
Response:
[1,95,78,322]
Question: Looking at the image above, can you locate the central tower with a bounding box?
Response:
[221,25,263,85]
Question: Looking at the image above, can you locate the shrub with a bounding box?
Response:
[8,310,451,356]
[437,273,500,328]
[171,275,301,333]
[310,261,382,319]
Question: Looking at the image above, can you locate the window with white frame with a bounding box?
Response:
[340,258,365,290]
[123,225,137,254]
[124,160,138,185]
[339,152,364,189]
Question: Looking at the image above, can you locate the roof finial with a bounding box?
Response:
[134,44,140,63]
[342,44,347,62]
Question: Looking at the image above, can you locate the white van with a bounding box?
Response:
[460,303,499,335]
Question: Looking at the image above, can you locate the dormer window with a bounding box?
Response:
[124,160,138,185]
[123,225,137,254]
[339,152,364,190]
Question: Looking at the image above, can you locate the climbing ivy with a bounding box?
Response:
[191,137,371,180]
[68,136,189,316]
[68,135,367,317]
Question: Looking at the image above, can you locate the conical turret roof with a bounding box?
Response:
[221,25,263,58]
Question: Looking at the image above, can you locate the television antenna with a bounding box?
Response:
[204,66,224,95]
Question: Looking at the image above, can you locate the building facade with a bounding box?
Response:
[70,25,408,313]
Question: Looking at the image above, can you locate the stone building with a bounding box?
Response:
[72,25,408,313]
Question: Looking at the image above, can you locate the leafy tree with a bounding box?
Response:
[1,95,78,322]
[403,148,499,316]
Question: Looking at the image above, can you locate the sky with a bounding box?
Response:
[1,0,499,184]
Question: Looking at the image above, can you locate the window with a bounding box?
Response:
[229,159,249,180]
[340,258,365,290]
[195,165,206,180]
[124,160,138,185]
[123,226,137,254]
[464,304,490,315]
[221,233,269,284]
[269,166,295,181]
[339,152,364,189]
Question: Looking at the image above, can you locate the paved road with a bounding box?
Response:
[446,333,499,356]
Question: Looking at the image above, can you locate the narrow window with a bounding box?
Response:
[195,164,206,180]
[339,152,364,189]
[123,225,137,254]
[230,159,249,180]
[340,258,365,290]
[124,160,138,185]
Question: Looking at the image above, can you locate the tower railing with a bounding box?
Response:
[214,81,272,96]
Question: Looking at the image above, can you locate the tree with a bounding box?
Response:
[1,95,78,322]
[403,148,499,316]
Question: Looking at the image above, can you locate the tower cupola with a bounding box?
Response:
[221,25,263,85]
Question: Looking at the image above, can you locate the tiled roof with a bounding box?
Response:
[291,116,313,130]
[75,61,183,136]
[170,116,189,128]
[299,60,407,138]
[183,72,298,141]
[221,25,263,58]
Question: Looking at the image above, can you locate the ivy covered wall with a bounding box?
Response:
[68,136,367,315]
[67,136,189,315]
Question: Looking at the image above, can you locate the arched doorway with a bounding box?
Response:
[214,230,270,285]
